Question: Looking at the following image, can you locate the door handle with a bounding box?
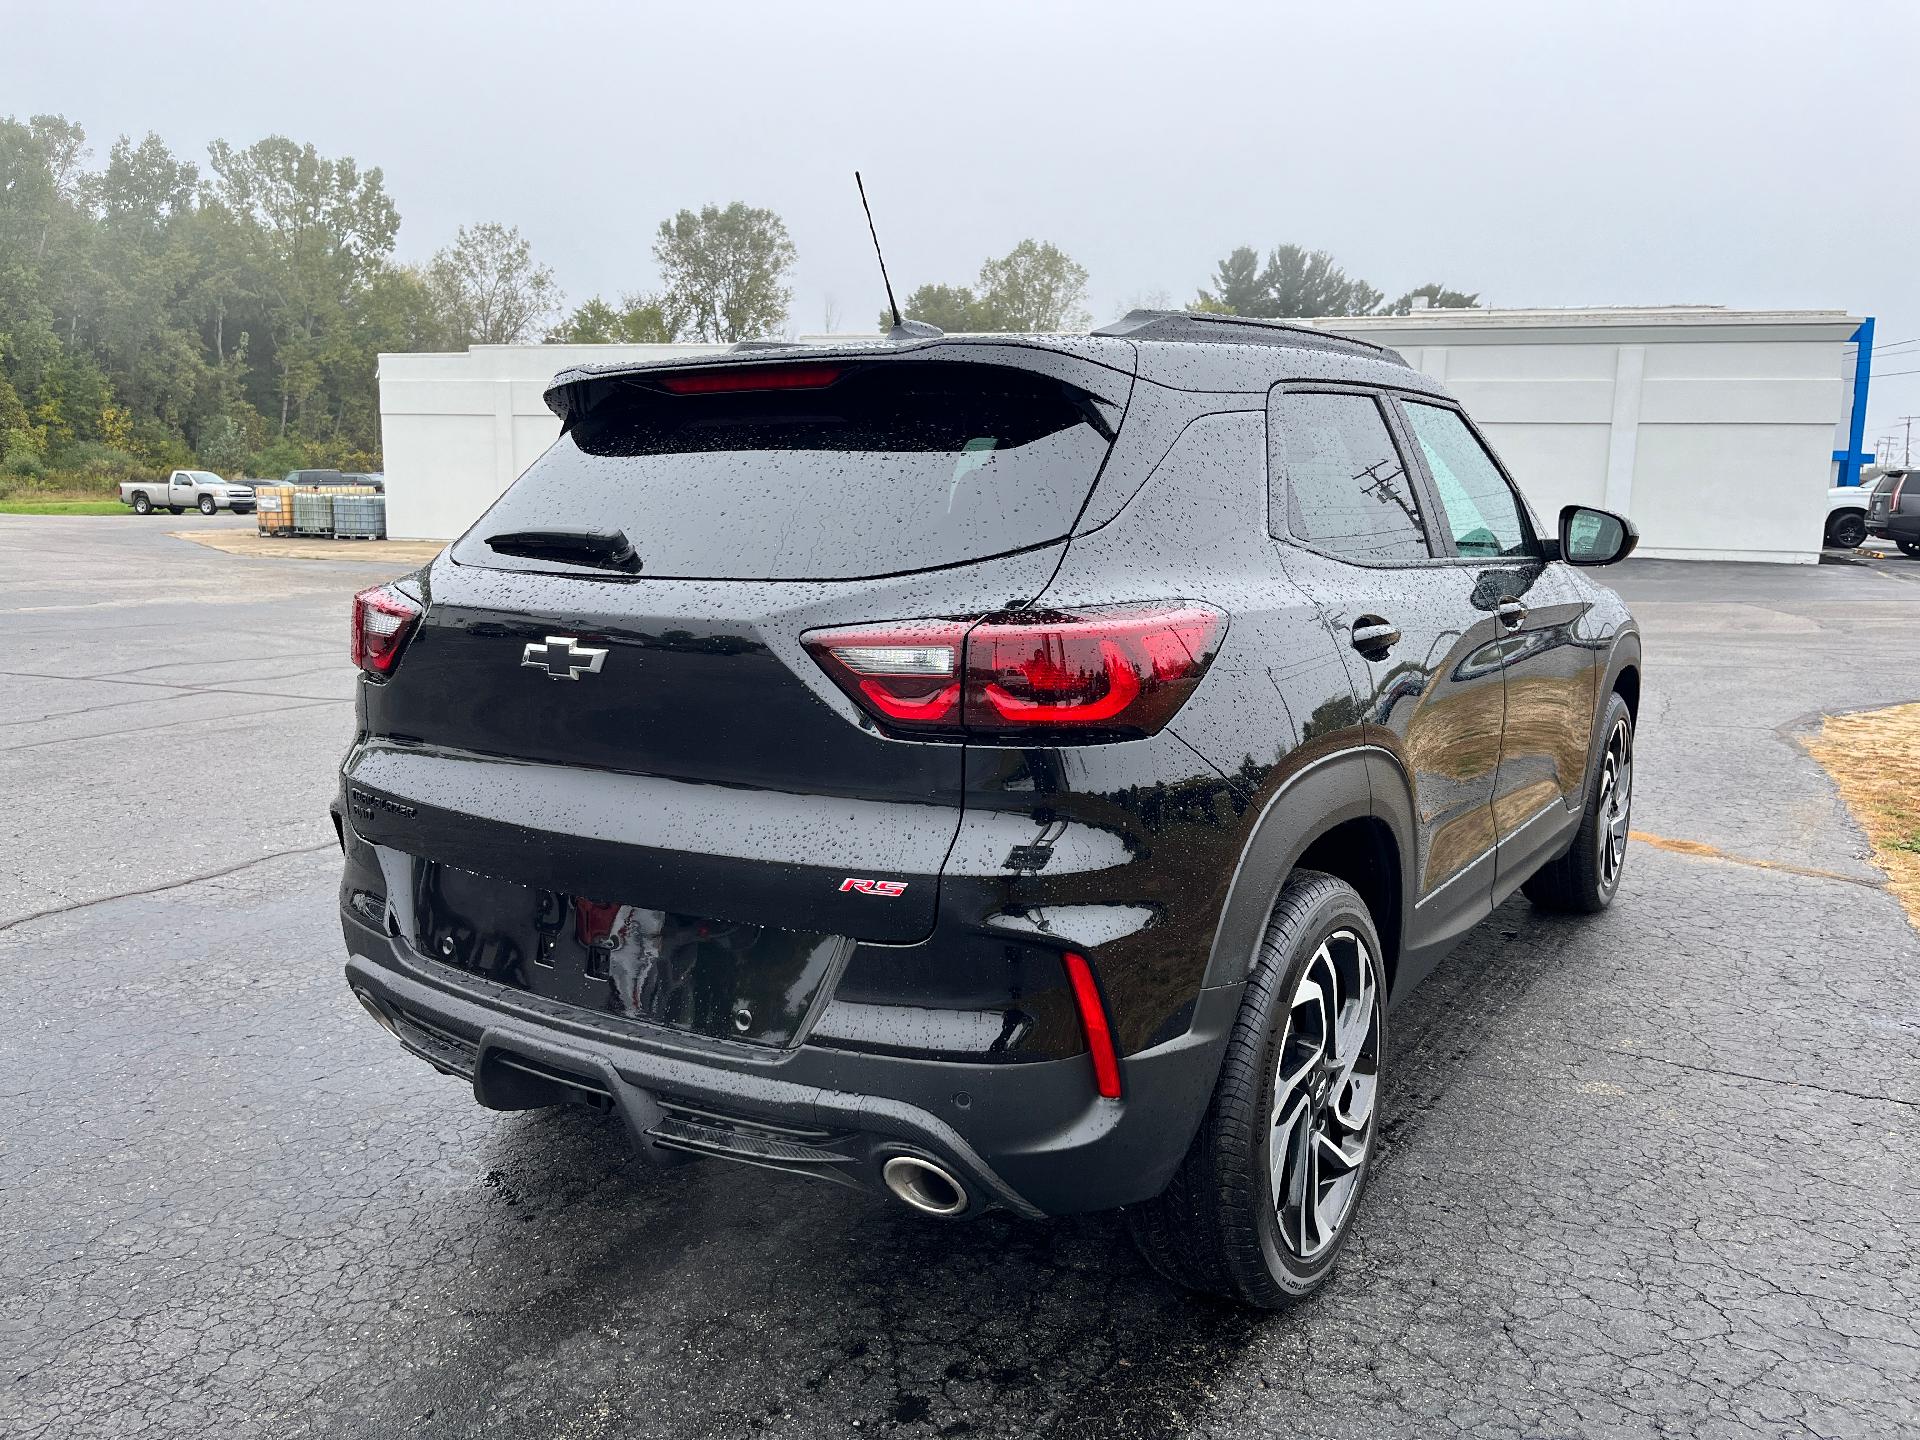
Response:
[1496,601,1527,630]
[1351,616,1401,659]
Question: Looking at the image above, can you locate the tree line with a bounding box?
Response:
[1,110,1476,495]
[0,116,808,493]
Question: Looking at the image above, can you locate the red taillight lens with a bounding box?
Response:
[656,364,844,395]
[1063,952,1122,1099]
[963,604,1225,735]
[350,584,422,677]
[803,603,1226,740]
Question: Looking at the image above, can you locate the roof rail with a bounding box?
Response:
[1093,309,1406,364]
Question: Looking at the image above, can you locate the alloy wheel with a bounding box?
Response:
[1269,928,1381,1261]
[1597,716,1633,892]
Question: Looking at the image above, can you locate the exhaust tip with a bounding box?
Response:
[352,986,398,1036]
[882,1155,969,1218]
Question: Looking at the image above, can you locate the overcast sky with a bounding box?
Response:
[6,0,1918,449]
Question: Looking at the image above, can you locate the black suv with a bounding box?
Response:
[1866,469,1919,556]
[334,312,1640,1308]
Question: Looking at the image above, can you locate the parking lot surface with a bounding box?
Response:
[3,516,1917,1439]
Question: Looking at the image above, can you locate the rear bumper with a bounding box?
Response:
[342,907,1239,1218]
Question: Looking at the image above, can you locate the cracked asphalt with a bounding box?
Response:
[3,516,1917,1439]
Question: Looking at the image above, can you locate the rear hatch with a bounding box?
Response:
[345,350,1131,1041]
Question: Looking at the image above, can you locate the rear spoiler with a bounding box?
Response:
[542,336,1139,426]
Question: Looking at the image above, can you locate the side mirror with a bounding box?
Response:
[1558,505,1638,566]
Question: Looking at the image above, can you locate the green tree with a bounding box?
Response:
[653,202,796,343]
[890,282,985,333]
[426,222,562,346]
[549,293,680,343]
[1194,246,1266,315]
[196,413,253,473]
[891,240,1091,332]
[1195,243,1386,318]
[202,135,399,434]
[1383,282,1481,315]
[975,240,1089,330]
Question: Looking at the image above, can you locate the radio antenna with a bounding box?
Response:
[856,171,903,331]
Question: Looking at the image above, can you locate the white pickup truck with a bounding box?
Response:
[120,470,256,516]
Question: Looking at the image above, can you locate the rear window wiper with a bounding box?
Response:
[484,527,643,574]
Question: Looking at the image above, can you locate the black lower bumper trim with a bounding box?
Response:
[344,907,1242,1219]
[348,951,1045,1218]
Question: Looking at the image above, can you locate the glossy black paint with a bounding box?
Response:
[336,324,1640,1217]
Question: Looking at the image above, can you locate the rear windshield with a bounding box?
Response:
[452,361,1116,580]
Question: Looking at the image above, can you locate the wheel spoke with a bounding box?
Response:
[1293,1114,1320,1254]
[1330,939,1374,1066]
[1330,1068,1378,1133]
[1269,1091,1309,1202]
[1309,1133,1365,1253]
[1270,977,1327,1126]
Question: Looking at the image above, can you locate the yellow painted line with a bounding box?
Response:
[1629,831,1883,889]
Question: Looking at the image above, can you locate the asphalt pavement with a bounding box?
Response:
[3,516,1917,1439]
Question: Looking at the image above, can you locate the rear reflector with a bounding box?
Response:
[656,365,844,395]
[1062,952,1122,1099]
[350,584,422,677]
[802,602,1227,740]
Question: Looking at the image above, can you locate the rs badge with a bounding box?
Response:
[839,877,908,897]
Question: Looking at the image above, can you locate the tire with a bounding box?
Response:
[1523,691,1634,914]
[197,495,218,515]
[1900,540,1920,559]
[131,492,152,515]
[167,505,184,514]
[1827,511,1867,549]
[1127,869,1386,1309]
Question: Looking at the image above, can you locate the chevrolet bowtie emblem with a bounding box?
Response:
[521,635,607,680]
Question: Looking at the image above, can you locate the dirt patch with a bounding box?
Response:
[1628,830,1883,889]
[170,529,444,566]
[1801,701,1920,927]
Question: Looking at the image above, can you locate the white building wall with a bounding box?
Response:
[1317,309,1858,564]
[379,342,715,542]
[379,309,1861,562]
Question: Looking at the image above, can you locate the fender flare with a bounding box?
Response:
[1581,629,1643,798]
[1200,746,1415,991]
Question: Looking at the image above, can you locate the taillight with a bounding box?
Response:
[350,584,422,677]
[802,603,1226,740]
[1063,952,1122,1099]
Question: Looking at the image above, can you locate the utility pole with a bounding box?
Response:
[1898,415,1917,467]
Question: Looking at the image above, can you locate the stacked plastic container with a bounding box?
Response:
[332,494,387,539]
[255,487,297,536]
[292,492,334,536]
[262,483,378,539]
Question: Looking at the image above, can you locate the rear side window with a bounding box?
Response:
[454,362,1115,580]
[1402,402,1538,559]
[1272,391,1432,563]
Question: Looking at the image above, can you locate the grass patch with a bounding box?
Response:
[0,500,128,515]
[1802,702,1920,928]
